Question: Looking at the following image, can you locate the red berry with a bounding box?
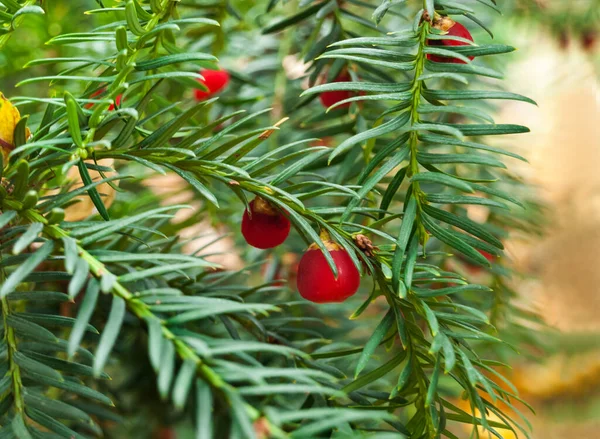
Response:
[319,72,353,109]
[195,69,230,101]
[427,19,474,64]
[479,250,493,262]
[86,89,102,109]
[465,249,495,273]
[154,427,176,439]
[108,94,122,111]
[85,90,122,111]
[241,197,291,249]
[297,241,360,303]
[582,31,596,51]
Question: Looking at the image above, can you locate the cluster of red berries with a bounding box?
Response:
[203,23,476,301]
[241,197,361,303]
[316,18,474,112]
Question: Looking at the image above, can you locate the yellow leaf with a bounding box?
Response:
[0,92,24,163]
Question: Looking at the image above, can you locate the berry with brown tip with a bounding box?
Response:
[195,69,230,101]
[297,239,360,303]
[427,18,474,64]
[241,197,291,249]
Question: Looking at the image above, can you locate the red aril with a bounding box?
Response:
[582,30,597,51]
[241,197,291,249]
[153,427,176,439]
[319,71,353,109]
[85,89,103,109]
[297,240,360,303]
[85,90,122,110]
[465,249,495,273]
[479,250,494,262]
[109,94,122,111]
[195,69,230,101]
[427,18,474,64]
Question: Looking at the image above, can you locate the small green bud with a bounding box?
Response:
[21,190,39,210]
[12,160,30,199]
[46,208,65,225]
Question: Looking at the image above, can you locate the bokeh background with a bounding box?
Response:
[1,1,599,438]
[487,2,600,438]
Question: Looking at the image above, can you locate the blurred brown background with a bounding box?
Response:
[493,22,600,439]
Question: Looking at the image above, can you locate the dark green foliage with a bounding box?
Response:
[0,0,546,438]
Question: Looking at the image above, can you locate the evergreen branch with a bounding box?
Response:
[0,202,379,436]
[0,228,29,432]
[73,241,268,431]
[0,296,27,430]
[294,1,537,437]
[0,0,545,436]
[0,1,43,50]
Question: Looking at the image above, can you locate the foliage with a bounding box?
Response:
[503,0,599,49]
[0,0,545,438]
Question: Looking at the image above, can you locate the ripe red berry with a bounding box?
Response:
[479,250,494,262]
[319,72,353,109]
[582,30,597,51]
[195,69,230,101]
[241,197,291,249]
[427,18,474,64]
[108,94,122,111]
[153,427,176,439]
[465,249,495,273]
[297,240,360,303]
[85,90,122,110]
